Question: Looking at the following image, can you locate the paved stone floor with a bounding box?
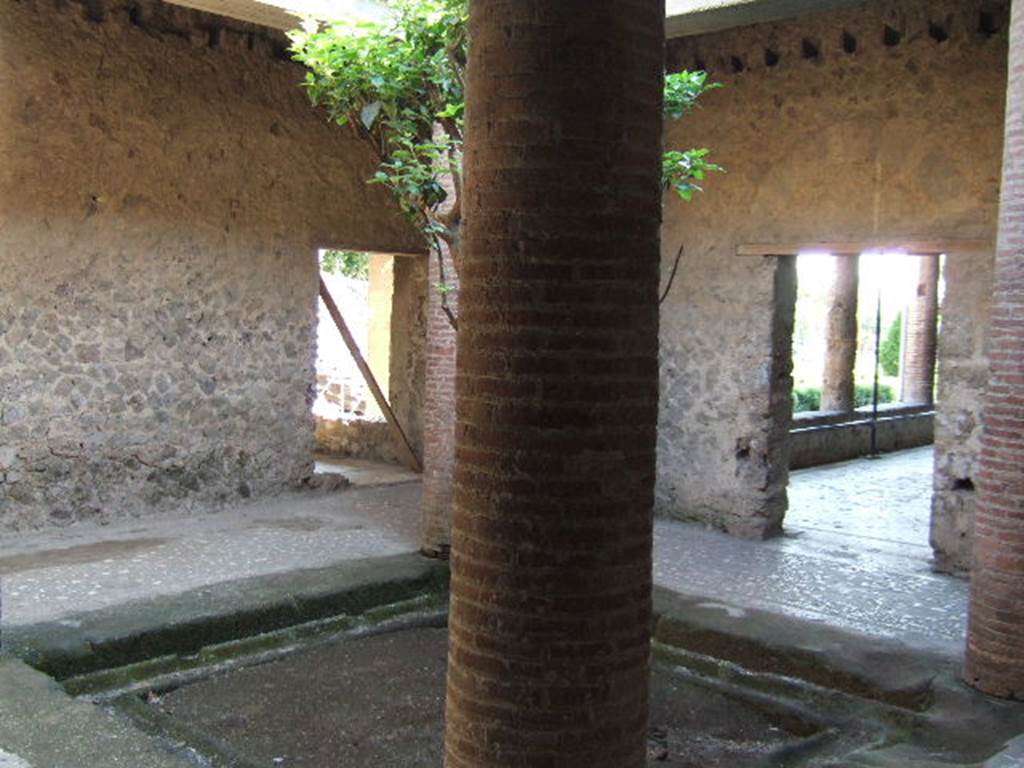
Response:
[0,483,421,626]
[1,447,966,654]
[314,455,421,487]
[655,446,967,654]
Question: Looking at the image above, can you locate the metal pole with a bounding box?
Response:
[869,291,882,458]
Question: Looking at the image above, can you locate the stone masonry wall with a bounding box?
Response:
[0,0,422,530]
[660,0,1006,542]
[932,249,995,573]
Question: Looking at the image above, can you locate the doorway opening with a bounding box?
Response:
[783,250,945,566]
[312,249,422,485]
[314,249,392,423]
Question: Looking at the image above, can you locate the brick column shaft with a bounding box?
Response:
[902,254,940,406]
[420,242,457,557]
[821,254,859,413]
[443,1,665,765]
[964,0,1024,700]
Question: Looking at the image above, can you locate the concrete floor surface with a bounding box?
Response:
[655,446,967,654]
[0,449,1018,768]
[0,483,421,626]
[1,448,966,654]
[314,455,420,487]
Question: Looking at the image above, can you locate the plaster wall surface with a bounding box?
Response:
[0,0,422,530]
[660,0,1006,540]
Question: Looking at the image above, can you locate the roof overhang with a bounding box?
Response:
[165,0,389,30]
[161,0,864,38]
[666,0,866,38]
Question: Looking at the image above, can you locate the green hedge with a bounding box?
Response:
[793,384,895,413]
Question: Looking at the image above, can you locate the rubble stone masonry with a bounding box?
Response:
[0,0,421,529]
[661,0,1007,545]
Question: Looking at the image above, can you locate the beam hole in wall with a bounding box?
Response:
[764,48,780,67]
[978,10,1000,38]
[883,25,902,47]
[801,38,820,61]
[128,3,144,27]
[841,30,857,54]
[928,21,950,44]
[84,0,105,22]
[730,55,745,73]
[952,477,975,492]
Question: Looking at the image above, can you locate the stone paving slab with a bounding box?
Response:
[2,553,447,680]
[0,657,197,768]
[653,587,943,709]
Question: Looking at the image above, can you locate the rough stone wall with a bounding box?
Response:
[314,417,396,463]
[0,0,422,530]
[660,0,1006,539]
[931,249,995,573]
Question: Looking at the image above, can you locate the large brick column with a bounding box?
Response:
[821,254,859,413]
[443,1,665,765]
[902,254,940,406]
[964,0,1024,700]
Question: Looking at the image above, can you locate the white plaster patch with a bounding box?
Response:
[696,602,747,619]
[0,749,32,768]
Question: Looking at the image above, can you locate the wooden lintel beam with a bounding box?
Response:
[737,239,992,257]
[319,278,423,474]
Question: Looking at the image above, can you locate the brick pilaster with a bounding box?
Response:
[964,0,1024,700]
[821,254,859,413]
[443,1,666,765]
[902,254,940,406]
[420,242,457,557]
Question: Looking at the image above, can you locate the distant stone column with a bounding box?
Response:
[821,254,859,413]
[964,0,1024,700]
[902,255,940,405]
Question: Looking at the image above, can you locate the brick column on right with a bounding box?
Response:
[902,254,940,406]
[964,0,1024,700]
[821,254,859,413]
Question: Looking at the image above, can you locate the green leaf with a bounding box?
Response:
[360,100,382,129]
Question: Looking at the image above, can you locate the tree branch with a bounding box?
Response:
[659,242,685,305]
[429,231,459,331]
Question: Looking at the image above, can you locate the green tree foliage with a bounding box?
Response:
[290,2,721,320]
[321,250,370,279]
[880,313,902,377]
